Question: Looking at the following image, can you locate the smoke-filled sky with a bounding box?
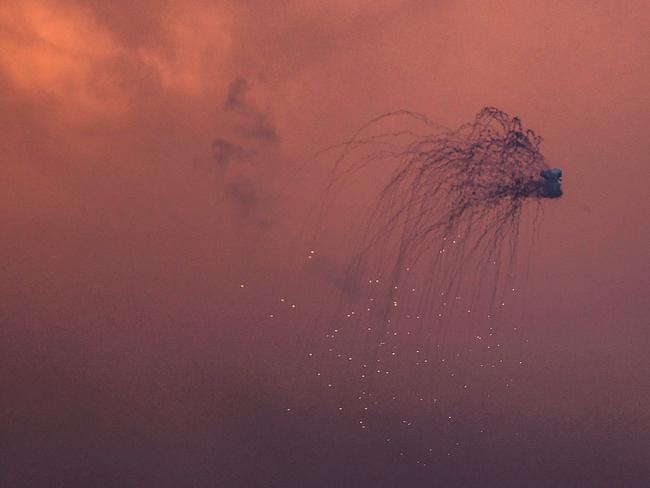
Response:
[1,1,649,487]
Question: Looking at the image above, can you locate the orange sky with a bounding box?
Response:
[1,1,648,486]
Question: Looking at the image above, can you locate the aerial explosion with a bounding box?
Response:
[284,107,563,461]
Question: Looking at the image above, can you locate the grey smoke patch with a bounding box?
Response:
[225,178,259,219]
[243,115,278,142]
[212,138,248,167]
[210,76,281,225]
[224,76,279,143]
[302,255,362,300]
[224,77,249,111]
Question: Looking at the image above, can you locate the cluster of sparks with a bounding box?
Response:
[248,249,529,464]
